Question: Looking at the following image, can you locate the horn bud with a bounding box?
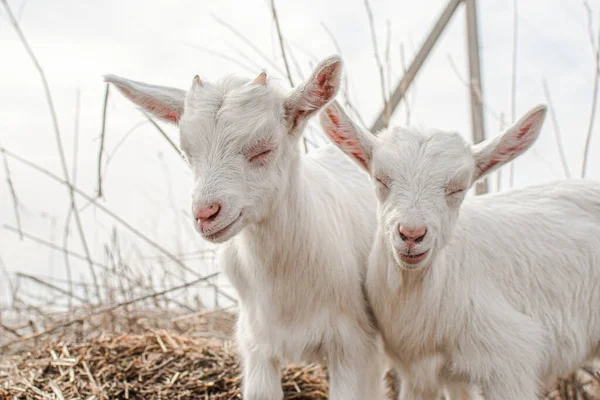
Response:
[192,75,203,88]
[253,72,267,86]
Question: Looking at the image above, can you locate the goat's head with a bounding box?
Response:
[105,56,342,243]
[320,101,547,270]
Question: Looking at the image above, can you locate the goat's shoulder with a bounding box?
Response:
[459,180,600,234]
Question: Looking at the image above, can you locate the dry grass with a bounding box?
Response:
[0,331,328,400]
[0,326,598,400]
[551,370,600,400]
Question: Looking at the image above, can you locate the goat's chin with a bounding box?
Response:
[200,213,245,243]
[392,248,433,271]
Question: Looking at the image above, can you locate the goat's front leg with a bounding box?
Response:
[398,380,443,400]
[328,354,385,400]
[479,364,540,400]
[240,349,283,400]
[236,312,283,400]
[444,382,482,400]
[328,335,386,400]
[395,356,447,400]
[482,381,539,400]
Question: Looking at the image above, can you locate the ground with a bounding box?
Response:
[1,330,598,399]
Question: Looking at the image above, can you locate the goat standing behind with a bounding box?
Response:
[321,101,600,400]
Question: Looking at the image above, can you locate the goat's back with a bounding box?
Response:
[455,179,600,380]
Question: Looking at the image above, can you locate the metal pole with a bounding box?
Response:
[370,0,464,133]
[465,0,487,195]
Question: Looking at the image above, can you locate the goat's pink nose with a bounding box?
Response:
[193,202,221,221]
[399,225,427,242]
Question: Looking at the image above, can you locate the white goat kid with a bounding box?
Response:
[320,101,600,400]
[105,57,385,400]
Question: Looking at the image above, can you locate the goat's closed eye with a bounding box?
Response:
[375,177,389,189]
[248,148,273,163]
[445,187,465,196]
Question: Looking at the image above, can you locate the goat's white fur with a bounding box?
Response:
[320,101,600,400]
[105,57,385,399]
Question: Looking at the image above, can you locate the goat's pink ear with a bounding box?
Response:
[285,55,343,134]
[471,104,547,182]
[104,74,186,124]
[319,100,376,172]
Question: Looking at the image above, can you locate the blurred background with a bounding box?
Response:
[0,0,599,346]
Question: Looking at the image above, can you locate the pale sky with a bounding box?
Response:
[1,0,599,307]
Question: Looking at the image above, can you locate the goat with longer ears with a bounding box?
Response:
[105,58,386,399]
[320,101,600,400]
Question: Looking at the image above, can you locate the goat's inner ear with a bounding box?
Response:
[285,56,342,133]
[318,101,375,173]
[104,75,186,124]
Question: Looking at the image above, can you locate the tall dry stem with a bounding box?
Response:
[581,1,600,178]
[2,149,23,240]
[508,0,518,187]
[96,84,109,198]
[542,79,571,179]
[364,0,391,128]
[0,0,100,302]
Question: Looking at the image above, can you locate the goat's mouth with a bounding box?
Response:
[202,212,243,242]
[397,250,429,265]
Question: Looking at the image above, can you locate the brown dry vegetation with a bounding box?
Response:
[0,332,330,400]
[0,316,599,400]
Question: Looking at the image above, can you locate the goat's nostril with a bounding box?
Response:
[193,202,221,221]
[399,225,427,242]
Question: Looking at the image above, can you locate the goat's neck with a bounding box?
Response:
[377,238,447,295]
[238,156,316,262]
